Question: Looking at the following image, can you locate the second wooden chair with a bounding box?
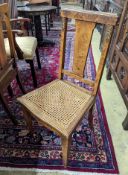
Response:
[0,3,25,124]
[4,14,41,88]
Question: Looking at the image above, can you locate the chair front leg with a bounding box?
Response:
[61,136,71,168]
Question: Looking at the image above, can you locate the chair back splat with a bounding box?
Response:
[59,9,118,96]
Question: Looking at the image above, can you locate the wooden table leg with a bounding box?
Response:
[34,14,55,47]
[122,112,128,130]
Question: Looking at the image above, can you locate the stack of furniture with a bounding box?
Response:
[107,0,128,130]
[93,0,128,130]
[93,0,123,48]
[94,0,124,12]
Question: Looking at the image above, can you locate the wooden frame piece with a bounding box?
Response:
[0,3,25,124]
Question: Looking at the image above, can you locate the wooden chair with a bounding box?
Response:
[3,7,41,88]
[0,3,25,124]
[17,9,118,167]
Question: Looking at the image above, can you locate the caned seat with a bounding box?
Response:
[18,79,93,137]
[17,9,118,167]
[4,37,37,60]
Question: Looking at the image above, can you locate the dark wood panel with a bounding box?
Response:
[106,0,128,130]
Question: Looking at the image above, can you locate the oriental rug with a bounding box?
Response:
[0,30,119,174]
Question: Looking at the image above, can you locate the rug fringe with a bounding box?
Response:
[0,167,119,175]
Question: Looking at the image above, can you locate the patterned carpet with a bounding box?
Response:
[0,29,119,174]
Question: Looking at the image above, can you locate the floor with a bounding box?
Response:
[0,4,128,175]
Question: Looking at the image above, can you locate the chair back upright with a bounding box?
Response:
[59,9,118,96]
[0,3,15,68]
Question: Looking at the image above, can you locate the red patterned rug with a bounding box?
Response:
[0,29,119,174]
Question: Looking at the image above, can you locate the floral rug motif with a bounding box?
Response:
[0,30,119,174]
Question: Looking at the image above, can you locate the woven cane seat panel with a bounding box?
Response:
[18,80,92,136]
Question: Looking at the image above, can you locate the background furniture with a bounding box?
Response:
[1,0,41,88]
[83,0,128,130]
[93,0,124,12]
[4,17,41,88]
[0,0,17,18]
[30,0,60,14]
[18,4,57,46]
[29,0,52,5]
[92,0,123,48]
[94,0,124,59]
[0,3,25,124]
[106,0,128,130]
[17,9,117,167]
[82,0,94,10]
[82,0,124,49]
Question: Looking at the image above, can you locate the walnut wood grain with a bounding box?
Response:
[73,20,95,77]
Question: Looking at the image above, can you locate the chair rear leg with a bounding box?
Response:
[16,74,25,94]
[27,60,37,88]
[36,48,41,69]
[0,93,17,125]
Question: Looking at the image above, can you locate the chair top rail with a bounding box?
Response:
[61,9,118,26]
[0,3,8,14]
